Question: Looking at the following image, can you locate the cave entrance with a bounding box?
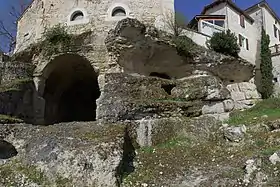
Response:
[42,54,100,124]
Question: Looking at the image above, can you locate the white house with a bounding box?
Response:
[188,0,280,83]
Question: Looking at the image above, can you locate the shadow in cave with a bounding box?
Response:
[0,139,18,159]
[43,54,100,125]
[149,72,171,79]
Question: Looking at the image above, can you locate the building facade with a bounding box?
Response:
[15,0,174,53]
[189,0,280,83]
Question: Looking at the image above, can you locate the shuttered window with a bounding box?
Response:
[239,34,243,46]
[246,38,249,50]
[240,15,245,28]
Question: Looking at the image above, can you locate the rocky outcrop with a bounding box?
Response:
[96,73,232,122]
[105,18,255,83]
[0,122,127,187]
[0,79,35,123]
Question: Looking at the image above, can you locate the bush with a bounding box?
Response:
[207,29,240,57]
[173,35,197,57]
[260,28,273,99]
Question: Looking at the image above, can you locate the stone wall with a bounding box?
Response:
[0,53,34,84]
[0,53,35,123]
[15,0,174,53]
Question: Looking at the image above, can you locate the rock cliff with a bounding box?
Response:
[0,18,273,187]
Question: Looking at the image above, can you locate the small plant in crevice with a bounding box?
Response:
[207,29,240,57]
[41,24,73,56]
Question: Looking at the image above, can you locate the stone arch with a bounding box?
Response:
[38,54,100,125]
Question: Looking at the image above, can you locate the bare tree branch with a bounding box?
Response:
[0,0,30,53]
[162,10,189,37]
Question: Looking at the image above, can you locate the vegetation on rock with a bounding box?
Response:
[207,29,240,57]
[259,27,273,99]
[173,35,197,57]
[42,24,72,56]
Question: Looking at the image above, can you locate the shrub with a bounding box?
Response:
[207,29,240,57]
[173,35,197,57]
[260,27,273,99]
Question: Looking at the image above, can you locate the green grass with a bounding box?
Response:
[227,98,280,125]
[0,114,23,124]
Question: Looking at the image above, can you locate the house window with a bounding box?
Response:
[215,20,225,27]
[239,34,243,46]
[278,30,280,42]
[206,20,214,24]
[246,38,249,50]
[274,25,278,38]
[240,15,245,28]
[239,34,249,50]
[112,7,126,17]
[70,11,84,21]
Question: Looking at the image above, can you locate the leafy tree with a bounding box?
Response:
[207,29,240,57]
[260,27,273,99]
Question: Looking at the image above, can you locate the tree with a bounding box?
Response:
[0,0,31,53]
[163,11,188,37]
[260,27,273,99]
[207,29,240,57]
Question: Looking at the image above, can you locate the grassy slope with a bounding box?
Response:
[124,98,280,186]
[227,98,280,125]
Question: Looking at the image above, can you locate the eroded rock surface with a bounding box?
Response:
[96,73,233,122]
[105,18,255,83]
[0,122,126,187]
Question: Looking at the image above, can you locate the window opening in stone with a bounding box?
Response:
[161,84,176,95]
[149,72,171,80]
[70,11,84,21]
[112,7,126,17]
[43,54,100,125]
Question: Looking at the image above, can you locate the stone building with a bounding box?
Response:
[13,0,174,124]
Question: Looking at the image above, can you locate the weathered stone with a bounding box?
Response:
[202,102,225,114]
[223,99,235,112]
[1,122,127,187]
[269,151,280,165]
[230,91,246,101]
[106,18,255,83]
[97,73,209,122]
[224,125,246,142]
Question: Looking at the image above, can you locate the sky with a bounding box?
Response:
[0,0,280,52]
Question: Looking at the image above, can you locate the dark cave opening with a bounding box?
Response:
[149,72,171,79]
[43,54,100,125]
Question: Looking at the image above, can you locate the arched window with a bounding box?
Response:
[112,7,126,17]
[70,11,84,21]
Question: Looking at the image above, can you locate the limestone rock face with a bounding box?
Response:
[105,18,255,83]
[96,73,232,122]
[0,122,127,187]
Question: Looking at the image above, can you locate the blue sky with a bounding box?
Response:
[0,0,280,52]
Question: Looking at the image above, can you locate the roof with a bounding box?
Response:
[245,0,280,22]
[201,0,254,23]
[188,15,226,28]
